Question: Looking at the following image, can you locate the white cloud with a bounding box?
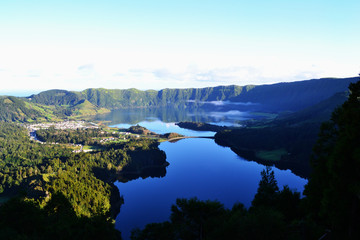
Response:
[78,64,94,71]
[0,43,357,93]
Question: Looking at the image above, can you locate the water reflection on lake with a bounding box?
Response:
[96,107,307,240]
[94,106,252,127]
[115,138,307,240]
[112,120,215,137]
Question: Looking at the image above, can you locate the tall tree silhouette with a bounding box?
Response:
[251,166,279,208]
[305,80,360,239]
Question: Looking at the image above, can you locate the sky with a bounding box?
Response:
[0,0,359,93]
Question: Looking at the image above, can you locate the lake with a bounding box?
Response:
[99,108,308,239]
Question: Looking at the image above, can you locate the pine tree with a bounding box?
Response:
[251,166,279,208]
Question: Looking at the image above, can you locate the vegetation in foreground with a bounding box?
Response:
[0,193,121,240]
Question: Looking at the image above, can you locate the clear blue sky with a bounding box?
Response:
[0,0,359,92]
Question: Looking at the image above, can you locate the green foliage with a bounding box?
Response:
[28,89,82,106]
[131,222,174,240]
[36,127,116,145]
[251,166,279,208]
[251,167,302,222]
[304,81,360,239]
[0,122,71,195]
[176,121,228,132]
[170,198,227,240]
[71,99,111,116]
[128,124,155,135]
[215,122,320,177]
[0,122,166,219]
[0,193,121,240]
[255,148,287,161]
[0,96,50,122]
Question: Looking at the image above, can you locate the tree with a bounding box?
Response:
[251,166,279,208]
[304,80,360,239]
[170,198,227,240]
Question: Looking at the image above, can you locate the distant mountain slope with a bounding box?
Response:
[0,91,109,123]
[80,88,159,109]
[157,85,242,104]
[71,99,110,116]
[0,96,62,122]
[0,96,38,122]
[214,84,356,178]
[231,77,358,111]
[28,89,82,106]
[26,77,358,112]
[275,91,349,125]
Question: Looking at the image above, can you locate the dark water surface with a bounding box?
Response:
[101,108,307,239]
[113,137,307,240]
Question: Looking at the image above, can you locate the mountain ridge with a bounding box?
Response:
[26,76,359,111]
[0,76,358,123]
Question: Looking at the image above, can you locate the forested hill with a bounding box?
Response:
[26,77,357,112]
[0,96,40,122]
[27,89,82,106]
[0,96,65,122]
[0,77,357,122]
[230,77,359,111]
[27,85,243,109]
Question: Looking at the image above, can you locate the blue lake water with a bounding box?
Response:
[102,108,308,240]
[112,120,215,137]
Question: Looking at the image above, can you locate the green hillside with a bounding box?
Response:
[26,77,358,113]
[231,77,358,111]
[214,85,355,178]
[71,99,111,116]
[27,89,82,106]
[0,96,62,122]
[1,76,357,123]
[80,88,159,109]
[275,91,349,125]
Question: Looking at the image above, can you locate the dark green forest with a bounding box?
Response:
[214,87,351,178]
[0,193,121,240]
[36,126,118,145]
[0,122,168,239]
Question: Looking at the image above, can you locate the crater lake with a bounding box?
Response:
[94,107,307,240]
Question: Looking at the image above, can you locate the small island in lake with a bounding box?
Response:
[176,121,229,132]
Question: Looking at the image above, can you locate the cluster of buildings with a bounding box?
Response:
[24,121,99,145]
[25,121,99,132]
[24,121,143,153]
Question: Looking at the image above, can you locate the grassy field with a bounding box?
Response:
[255,148,288,161]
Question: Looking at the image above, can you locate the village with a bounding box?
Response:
[23,121,141,152]
[24,120,99,132]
